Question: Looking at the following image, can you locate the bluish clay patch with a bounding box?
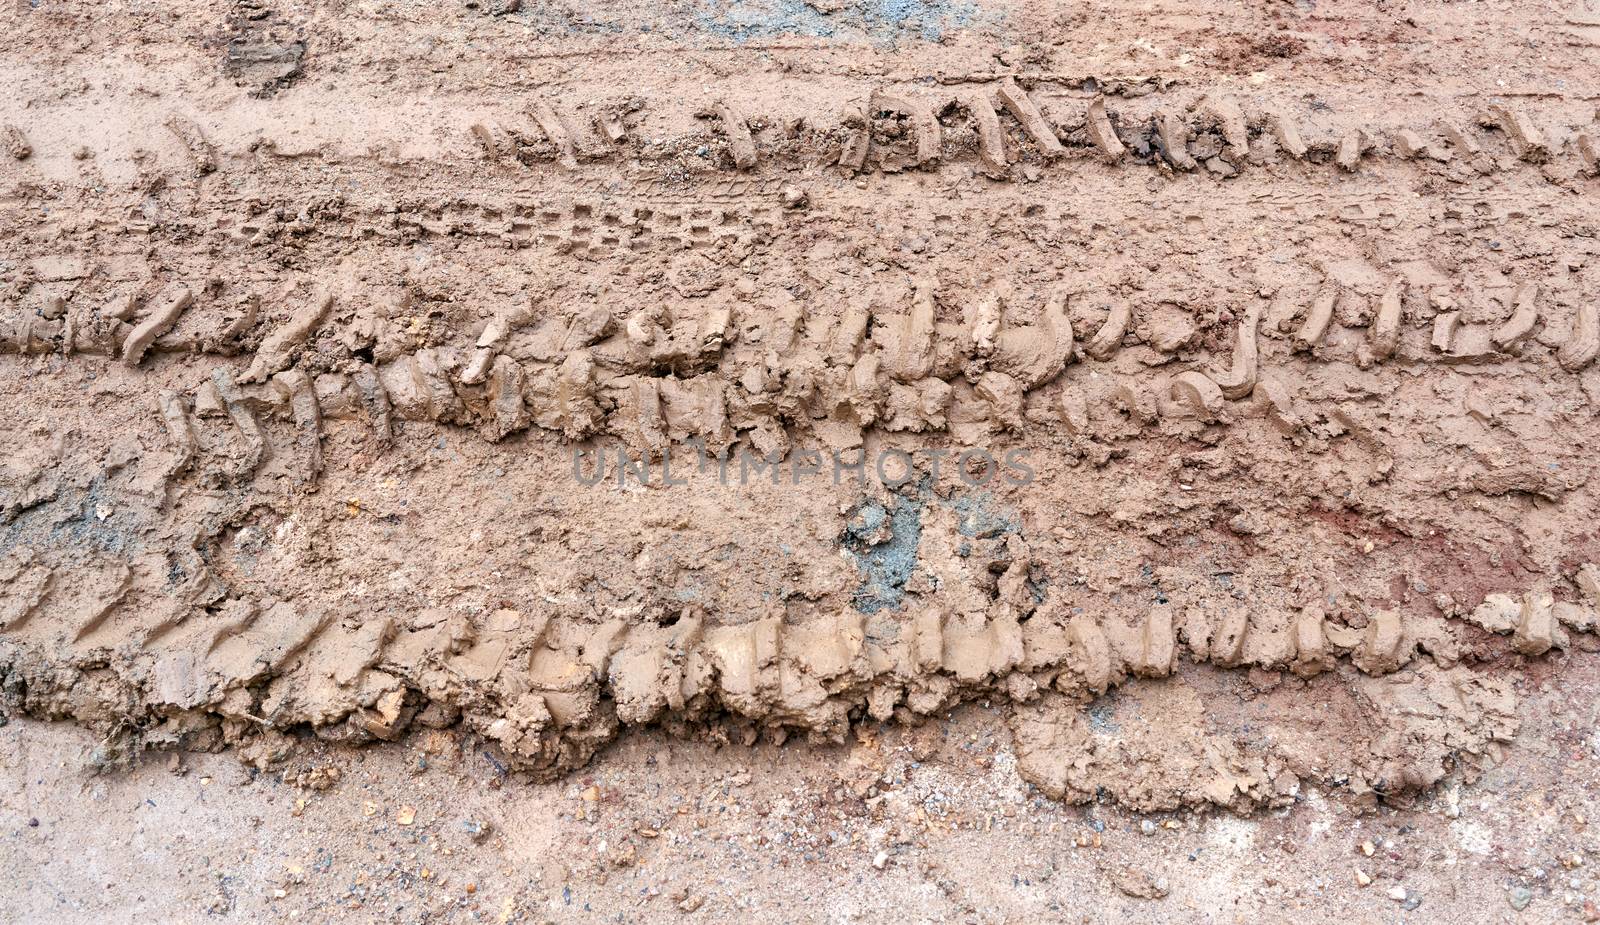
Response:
[0,477,143,560]
[494,0,997,45]
[842,497,924,614]
[841,484,1022,615]
[950,492,1020,539]
[693,0,986,44]
[1086,696,1121,734]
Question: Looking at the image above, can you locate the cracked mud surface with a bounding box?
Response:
[2,0,1600,919]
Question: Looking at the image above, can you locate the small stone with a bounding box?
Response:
[1361,840,1376,857]
[1112,867,1170,899]
[873,850,889,869]
[1140,820,1157,836]
[1355,869,1373,886]
[780,185,809,209]
[1388,886,1408,901]
[609,841,638,867]
[4,126,31,161]
[1509,886,1533,911]
[397,806,416,826]
[1202,156,1238,179]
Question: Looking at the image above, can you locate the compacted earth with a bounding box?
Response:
[2,0,1599,920]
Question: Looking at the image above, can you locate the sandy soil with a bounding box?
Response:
[2,0,1600,920]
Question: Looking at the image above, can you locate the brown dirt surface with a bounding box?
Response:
[3,0,1600,920]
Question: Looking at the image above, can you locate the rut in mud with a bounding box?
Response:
[2,0,1599,813]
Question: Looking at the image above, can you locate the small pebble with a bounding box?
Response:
[1509,886,1533,911]
[1140,820,1157,836]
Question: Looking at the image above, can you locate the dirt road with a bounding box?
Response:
[3,0,1599,920]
